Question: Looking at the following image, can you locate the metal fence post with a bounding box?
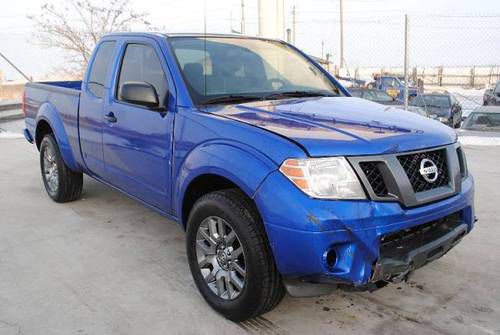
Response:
[404,14,409,110]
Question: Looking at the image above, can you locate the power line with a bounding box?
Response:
[0,51,32,81]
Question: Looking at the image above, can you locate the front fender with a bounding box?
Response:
[36,103,80,171]
[174,140,277,222]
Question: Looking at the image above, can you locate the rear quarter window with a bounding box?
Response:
[87,41,116,98]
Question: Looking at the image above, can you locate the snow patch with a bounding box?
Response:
[459,136,500,146]
[0,131,24,139]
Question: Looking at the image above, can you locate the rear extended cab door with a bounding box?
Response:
[79,39,119,177]
[101,35,177,214]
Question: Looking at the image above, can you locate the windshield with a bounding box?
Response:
[412,95,451,109]
[365,90,394,102]
[463,112,500,131]
[349,89,362,97]
[169,37,341,105]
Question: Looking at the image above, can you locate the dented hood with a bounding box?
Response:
[206,97,457,157]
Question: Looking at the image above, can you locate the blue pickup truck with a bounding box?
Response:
[368,75,420,101]
[23,33,475,321]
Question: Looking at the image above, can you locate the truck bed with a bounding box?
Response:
[24,81,83,170]
[26,81,82,96]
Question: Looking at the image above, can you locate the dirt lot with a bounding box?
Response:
[1,121,499,335]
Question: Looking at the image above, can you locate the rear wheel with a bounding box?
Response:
[186,189,285,321]
[40,134,83,203]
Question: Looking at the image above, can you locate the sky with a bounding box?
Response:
[0,0,499,81]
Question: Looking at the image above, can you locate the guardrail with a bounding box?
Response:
[0,100,23,121]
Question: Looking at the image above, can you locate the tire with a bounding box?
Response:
[40,134,83,203]
[186,189,285,321]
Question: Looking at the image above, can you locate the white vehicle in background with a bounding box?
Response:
[458,106,500,146]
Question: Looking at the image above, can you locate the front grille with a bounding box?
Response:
[380,212,462,259]
[397,149,449,193]
[359,162,388,197]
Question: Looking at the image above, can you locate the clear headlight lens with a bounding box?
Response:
[279,157,366,199]
[438,117,449,123]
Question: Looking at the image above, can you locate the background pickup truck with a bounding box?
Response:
[23,32,475,321]
[368,75,421,100]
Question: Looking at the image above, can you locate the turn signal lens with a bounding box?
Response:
[279,157,366,199]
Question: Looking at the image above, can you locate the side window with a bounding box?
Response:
[117,44,168,107]
[381,78,391,87]
[88,41,116,98]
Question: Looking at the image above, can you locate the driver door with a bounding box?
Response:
[102,40,174,213]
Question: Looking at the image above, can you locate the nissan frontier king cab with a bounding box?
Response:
[23,33,475,321]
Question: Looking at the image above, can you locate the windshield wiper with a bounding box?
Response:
[201,95,262,105]
[263,90,336,100]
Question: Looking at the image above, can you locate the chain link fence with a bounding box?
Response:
[292,13,500,115]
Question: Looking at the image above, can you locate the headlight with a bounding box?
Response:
[438,117,449,124]
[279,157,366,199]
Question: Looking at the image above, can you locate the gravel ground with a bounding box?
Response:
[0,120,499,335]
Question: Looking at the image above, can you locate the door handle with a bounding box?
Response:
[105,112,117,123]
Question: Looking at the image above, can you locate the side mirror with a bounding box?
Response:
[119,81,161,109]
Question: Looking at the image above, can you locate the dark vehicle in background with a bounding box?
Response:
[483,81,500,106]
[410,93,462,128]
[350,88,428,117]
[459,106,500,138]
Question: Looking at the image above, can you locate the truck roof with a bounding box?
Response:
[102,32,277,40]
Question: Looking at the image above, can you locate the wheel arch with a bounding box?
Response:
[35,103,80,171]
[175,141,277,230]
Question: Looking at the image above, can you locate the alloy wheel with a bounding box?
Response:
[195,216,246,300]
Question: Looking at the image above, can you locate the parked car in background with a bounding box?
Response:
[23,32,475,321]
[459,106,500,138]
[367,75,420,101]
[349,88,402,105]
[410,93,463,128]
[483,81,500,106]
[350,88,428,117]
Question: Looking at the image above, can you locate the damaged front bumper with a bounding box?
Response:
[253,170,475,295]
[371,213,467,283]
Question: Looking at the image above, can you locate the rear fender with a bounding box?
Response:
[36,103,79,171]
[174,140,277,225]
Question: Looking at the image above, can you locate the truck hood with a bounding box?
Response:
[207,97,457,157]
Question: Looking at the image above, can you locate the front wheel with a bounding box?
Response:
[40,134,83,203]
[186,189,285,321]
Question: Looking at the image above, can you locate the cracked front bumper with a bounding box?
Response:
[253,170,475,287]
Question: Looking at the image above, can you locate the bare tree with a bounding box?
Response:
[28,0,151,77]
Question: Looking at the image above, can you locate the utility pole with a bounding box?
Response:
[321,40,324,59]
[292,5,296,44]
[339,0,344,68]
[282,0,286,40]
[286,28,292,43]
[240,0,246,35]
[0,51,31,82]
[404,14,409,110]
